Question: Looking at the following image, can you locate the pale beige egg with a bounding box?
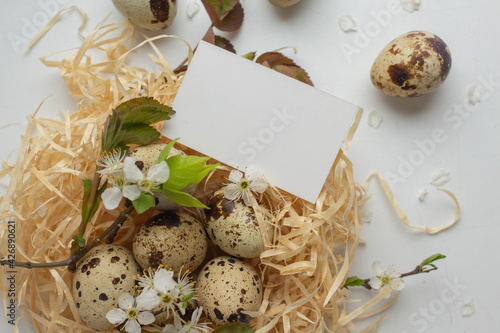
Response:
[197,256,262,327]
[370,31,452,97]
[72,244,141,331]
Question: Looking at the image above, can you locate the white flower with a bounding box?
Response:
[97,149,126,175]
[137,267,182,317]
[136,267,162,291]
[101,170,141,210]
[162,307,211,333]
[223,166,268,206]
[124,157,170,194]
[106,292,155,333]
[369,261,404,297]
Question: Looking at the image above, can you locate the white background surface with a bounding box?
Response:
[1,0,499,332]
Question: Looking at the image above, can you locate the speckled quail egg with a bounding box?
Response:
[204,189,269,259]
[269,0,303,7]
[197,256,262,327]
[128,143,197,211]
[72,244,141,331]
[112,0,177,31]
[370,31,452,97]
[133,211,208,273]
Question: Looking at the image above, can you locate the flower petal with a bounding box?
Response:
[105,308,127,325]
[371,261,384,275]
[147,161,170,183]
[162,324,177,333]
[245,165,263,181]
[250,178,268,194]
[102,187,123,210]
[228,170,243,183]
[136,288,159,311]
[369,276,382,290]
[394,278,405,291]
[118,293,135,310]
[124,157,144,183]
[242,190,254,206]
[123,185,141,201]
[124,318,141,333]
[224,185,241,201]
[154,268,177,293]
[137,311,155,325]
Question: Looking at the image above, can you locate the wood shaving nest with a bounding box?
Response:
[0,22,368,333]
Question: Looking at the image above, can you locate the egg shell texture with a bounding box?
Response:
[133,211,208,272]
[72,244,141,331]
[112,0,177,31]
[128,144,197,211]
[197,256,262,327]
[370,31,452,97]
[204,189,266,259]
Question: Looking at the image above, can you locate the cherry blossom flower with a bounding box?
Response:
[106,292,156,333]
[123,157,170,194]
[97,149,126,175]
[223,166,268,206]
[369,261,404,297]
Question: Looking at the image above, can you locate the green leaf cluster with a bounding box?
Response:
[101,97,175,153]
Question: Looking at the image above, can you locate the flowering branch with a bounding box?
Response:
[343,254,446,290]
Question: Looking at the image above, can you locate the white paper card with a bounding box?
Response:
[162,41,360,203]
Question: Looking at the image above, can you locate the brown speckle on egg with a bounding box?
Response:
[111,0,177,31]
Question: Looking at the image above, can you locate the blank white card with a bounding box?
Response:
[162,41,360,203]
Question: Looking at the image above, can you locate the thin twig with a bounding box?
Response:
[0,205,134,269]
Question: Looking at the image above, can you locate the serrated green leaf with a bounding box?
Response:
[213,323,254,333]
[216,2,244,32]
[343,276,366,289]
[162,188,208,208]
[214,35,236,53]
[132,192,155,214]
[256,52,313,86]
[420,254,446,268]
[165,155,212,191]
[119,123,161,146]
[115,97,175,124]
[202,0,239,19]
[157,138,180,163]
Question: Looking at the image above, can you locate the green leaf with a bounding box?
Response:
[115,97,175,124]
[183,292,195,301]
[161,188,208,208]
[190,163,219,184]
[420,254,446,269]
[216,2,244,32]
[157,138,180,163]
[132,192,155,214]
[165,155,212,191]
[213,323,254,333]
[119,123,161,146]
[343,276,366,289]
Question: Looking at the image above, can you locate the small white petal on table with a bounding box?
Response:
[338,15,357,32]
[466,84,482,105]
[417,188,428,201]
[186,0,200,18]
[430,170,451,186]
[367,110,383,129]
[400,0,421,12]
[459,299,476,317]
